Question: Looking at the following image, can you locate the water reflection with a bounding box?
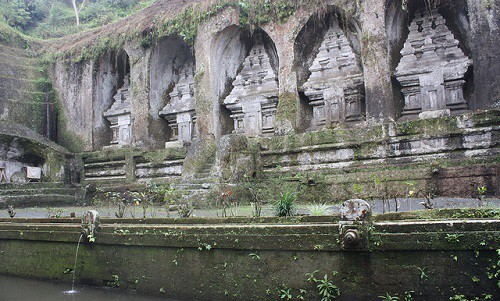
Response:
[0,275,180,301]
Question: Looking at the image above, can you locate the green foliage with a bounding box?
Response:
[308,203,330,216]
[306,270,341,301]
[0,0,156,39]
[379,293,400,301]
[278,287,293,300]
[0,0,48,31]
[275,191,297,217]
[449,294,493,301]
[238,0,296,26]
[110,274,120,287]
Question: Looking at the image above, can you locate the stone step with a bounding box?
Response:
[0,194,78,209]
[193,172,211,179]
[0,182,67,189]
[174,183,208,190]
[0,187,76,197]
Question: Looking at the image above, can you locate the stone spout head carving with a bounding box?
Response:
[81,210,100,240]
[340,199,371,221]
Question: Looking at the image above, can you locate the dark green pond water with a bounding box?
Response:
[0,275,181,301]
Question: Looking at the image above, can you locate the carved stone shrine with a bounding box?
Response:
[395,9,472,120]
[159,61,197,147]
[223,39,279,137]
[302,21,364,129]
[103,75,132,146]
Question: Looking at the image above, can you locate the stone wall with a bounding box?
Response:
[80,147,187,184]
[0,211,498,300]
[47,0,499,198]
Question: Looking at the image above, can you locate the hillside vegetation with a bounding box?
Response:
[0,0,156,39]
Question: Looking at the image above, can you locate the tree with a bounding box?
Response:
[71,0,87,28]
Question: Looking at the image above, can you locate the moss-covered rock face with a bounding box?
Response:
[0,40,48,135]
[0,214,498,300]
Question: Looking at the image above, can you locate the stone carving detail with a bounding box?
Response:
[395,9,472,120]
[159,60,197,147]
[302,22,364,129]
[103,75,132,146]
[223,39,279,137]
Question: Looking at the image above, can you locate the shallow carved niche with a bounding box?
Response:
[103,74,132,146]
[395,9,472,120]
[302,21,364,130]
[223,37,279,137]
[159,60,196,147]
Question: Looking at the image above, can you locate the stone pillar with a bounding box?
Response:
[51,60,95,152]
[360,0,395,122]
[195,9,242,140]
[263,16,301,135]
[125,43,152,149]
[467,0,499,109]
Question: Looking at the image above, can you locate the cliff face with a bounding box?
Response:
[0,0,498,197]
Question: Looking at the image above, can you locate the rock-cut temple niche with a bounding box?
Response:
[223,35,278,137]
[159,60,196,147]
[395,9,472,120]
[302,21,364,129]
[103,74,132,146]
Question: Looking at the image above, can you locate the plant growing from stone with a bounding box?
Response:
[306,270,340,301]
[378,292,400,300]
[275,191,297,217]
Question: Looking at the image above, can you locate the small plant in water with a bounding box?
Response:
[275,191,297,217]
